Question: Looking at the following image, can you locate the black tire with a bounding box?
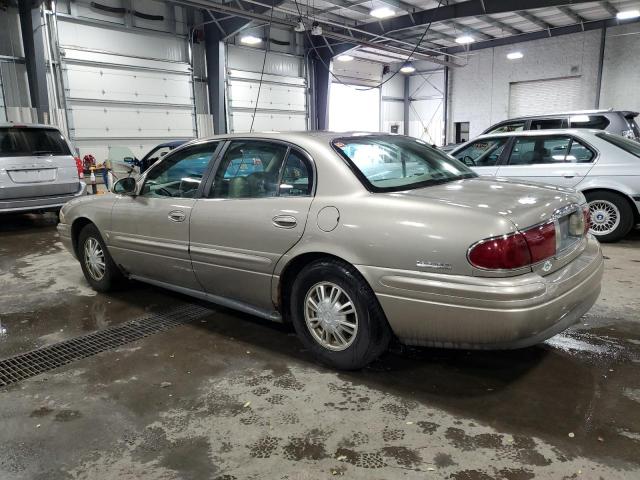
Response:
[585,191,634,243]
[290,258,391,370]
[77,223,124,292]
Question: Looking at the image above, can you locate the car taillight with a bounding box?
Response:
[468,222,557,270]
[468,232,532,270]
[74,157,84,179]
[583,205,591,235]
[522,222,556,264]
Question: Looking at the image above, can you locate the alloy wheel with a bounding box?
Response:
[589,200,621,236]
[84,237,106,281]
[304,282,358,351]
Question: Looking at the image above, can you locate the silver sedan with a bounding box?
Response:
[58,132,603,369]
[451,129,640,242]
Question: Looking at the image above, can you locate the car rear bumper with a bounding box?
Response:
[357,236,604,349]
[0,183,86,213]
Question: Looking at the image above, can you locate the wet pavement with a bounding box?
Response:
[1,213,639,479]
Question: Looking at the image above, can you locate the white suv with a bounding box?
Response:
[0,124,86,214]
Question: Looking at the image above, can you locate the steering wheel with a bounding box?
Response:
[145,181,173,197]
[462,155,476,166]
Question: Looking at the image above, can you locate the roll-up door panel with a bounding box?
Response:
[65,65,192,106]
[228,80,306,112]
[508,77,581,118]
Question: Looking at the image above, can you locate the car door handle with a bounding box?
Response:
[560,172,579,178]
[168,210,186,222]
[272,215,297,229]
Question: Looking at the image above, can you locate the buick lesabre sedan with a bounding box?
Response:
[58,132,604,369]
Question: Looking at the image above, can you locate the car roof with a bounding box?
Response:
[155,140,188,148]
[499,109,638,122]
[0,122,63,130]
[472,128,603,139]
[192,130,402,146]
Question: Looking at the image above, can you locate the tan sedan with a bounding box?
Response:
[58,132,604,369]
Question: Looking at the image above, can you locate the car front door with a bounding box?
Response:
[496,134,596,188]
[189,139,315,313]
[109,142,220,289]
[452,137,509,176]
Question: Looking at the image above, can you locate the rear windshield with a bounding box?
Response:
[596,132,640,158]
[332,135,476,192]
[0,127,71,157]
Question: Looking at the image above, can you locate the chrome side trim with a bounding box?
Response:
[129,275,282,323]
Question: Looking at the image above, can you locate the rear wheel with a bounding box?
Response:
[290,258,391,370]
[585,191,633,243]
[78,223,124,292]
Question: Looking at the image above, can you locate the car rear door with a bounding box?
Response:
[496,134,596,187]
[189,139,315,313]
[108,141,220,290]
[0,126,79,201]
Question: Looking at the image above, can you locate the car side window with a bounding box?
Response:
[279,149,313,196]
[454,138,508,167]
[507,136,573,165]
[140,143,218,198]
[566,139,595,163]
[530,118,568,130]
[569,115,610,130]
[486,121,525,134]
[209,140,288,199]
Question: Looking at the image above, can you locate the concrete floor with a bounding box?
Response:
[1,213,639,480]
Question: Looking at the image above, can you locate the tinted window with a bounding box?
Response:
[0,127,71,157]
[141,143,217,198]
[280,149,312,196]
[454,138,508,167]
[596,132,640,159]
[508,136,573,165]
[569,114,610,130]
[210,140,288,199]
[486,121,525,134]
[566,139,595,163]
[333,136,476,192]
[530,118,567,130]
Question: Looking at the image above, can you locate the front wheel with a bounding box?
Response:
[78,223,124,292]
[585,191,634,243]
[290,259,391,370]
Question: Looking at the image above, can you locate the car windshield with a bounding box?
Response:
[0,127,71,157]
[596,132,640,159]
[332,135,476,192]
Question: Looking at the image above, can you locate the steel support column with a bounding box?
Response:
[204,22,227,134]
[19,0,50,123]
[403,75,410,136]
[595,26,606,108]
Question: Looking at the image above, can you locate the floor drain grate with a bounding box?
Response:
[0,303,212,388]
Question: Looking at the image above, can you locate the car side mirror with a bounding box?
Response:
[113,177,137,195]
[123,156,135,164]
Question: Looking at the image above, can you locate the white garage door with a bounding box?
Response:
[508,77,581,118]
[329,83,380,132]
[226,45,307,132]
[57,19,196,161]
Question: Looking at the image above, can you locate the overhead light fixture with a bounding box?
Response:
[400,62,415,74]
[507,51,523,60]
[311,21,322,36]
[370,7,395,19]
[294,19,306,32]
[616,9,640,20]
[455,35,475,44]
[240,35,262,45]
[336,54,354,62]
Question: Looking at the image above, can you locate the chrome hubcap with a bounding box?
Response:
[589,200,620,236]
[84,237,106,281]
[304,282,358,351]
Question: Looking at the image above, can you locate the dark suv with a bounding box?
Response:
[483,109,640,139]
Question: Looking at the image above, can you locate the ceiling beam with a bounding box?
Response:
[599,1,618,17]
[478,16,523,35]
[516,11,551,30]
[558,6,585,24]
[447,20,494,40]
[355,0,597,36]
[443,16,640,55]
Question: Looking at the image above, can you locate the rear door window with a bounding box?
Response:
[0,127,71,157]
[508,136,571,165]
